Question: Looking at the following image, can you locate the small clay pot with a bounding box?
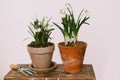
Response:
[27,42,55,69]
[58,41,87,73]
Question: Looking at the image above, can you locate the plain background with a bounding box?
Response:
[0,0,120,80]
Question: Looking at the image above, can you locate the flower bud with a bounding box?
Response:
[84,10,90,18]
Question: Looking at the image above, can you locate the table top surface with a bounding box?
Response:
[4,64,96,80]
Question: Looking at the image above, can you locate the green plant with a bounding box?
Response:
[53,3,90,46]
[28,17,54,47]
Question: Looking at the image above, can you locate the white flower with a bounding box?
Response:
[59,8,66,18]
[43,17,51,28]
[59,3,73,19]
[37,28,41,32]
[84,10,90,18]
[44,17,49,21]
[46,25,53,31]
[43,17,48,25]
[34,28,41,33]
[80,10,90,21]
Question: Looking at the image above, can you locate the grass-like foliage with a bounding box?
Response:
[53,3,90,46]
[28,17,54,47]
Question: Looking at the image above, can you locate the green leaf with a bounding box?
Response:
[76,9,84,24]
[28,26,35,36]
[53,22,65,36]
[66,3,73,15]
[76,17,90,34]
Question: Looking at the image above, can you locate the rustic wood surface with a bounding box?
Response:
[4,64,96,80]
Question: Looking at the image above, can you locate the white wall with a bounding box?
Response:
[0,0,120,80]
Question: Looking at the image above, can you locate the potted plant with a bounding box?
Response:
[53,3,90,73]
[27,17,54,69]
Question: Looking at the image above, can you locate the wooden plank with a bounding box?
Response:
[4,64,96,80]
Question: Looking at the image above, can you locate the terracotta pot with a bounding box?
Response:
[58,41,87,73]
[27,42,55,69]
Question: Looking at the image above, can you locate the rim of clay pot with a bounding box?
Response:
[27,42,54,48]
[27,42,55,54]
[58,41,87,47]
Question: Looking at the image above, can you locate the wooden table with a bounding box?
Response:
[4,64,96,80]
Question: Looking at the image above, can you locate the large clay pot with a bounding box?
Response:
[27,42,55,69]
[58,41,87,73]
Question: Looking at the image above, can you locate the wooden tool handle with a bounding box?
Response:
[10,64,19,70]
